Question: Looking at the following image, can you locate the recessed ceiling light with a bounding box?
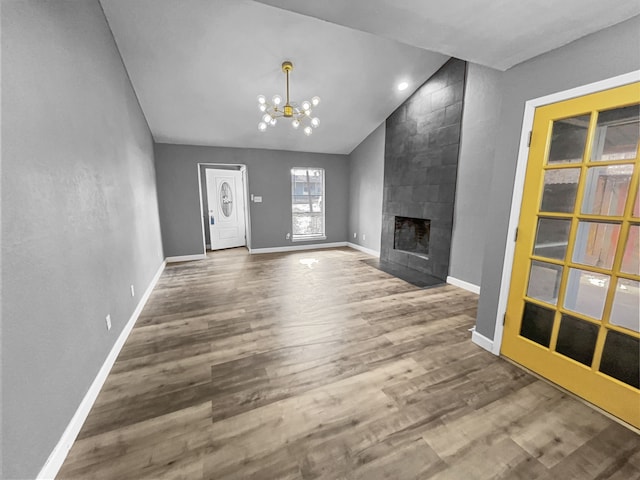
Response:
[397,81,409,91]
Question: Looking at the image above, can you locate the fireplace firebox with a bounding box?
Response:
[394,216,430,256]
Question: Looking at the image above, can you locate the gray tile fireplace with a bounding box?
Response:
[380,58,466,281]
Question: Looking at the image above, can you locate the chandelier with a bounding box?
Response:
[257,61,320,136]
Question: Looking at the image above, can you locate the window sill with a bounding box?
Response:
[292,235,327,243]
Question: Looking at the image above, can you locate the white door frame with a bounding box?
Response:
[487,70,640,356]
[197,163,251,253]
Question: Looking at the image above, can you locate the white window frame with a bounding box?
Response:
[291,167,326,242]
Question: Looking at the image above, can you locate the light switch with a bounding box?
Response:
[254,196,262,203]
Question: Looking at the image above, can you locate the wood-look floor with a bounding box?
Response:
[57,247,640,480]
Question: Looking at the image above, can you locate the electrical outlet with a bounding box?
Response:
[362,234,366,241]
[353,232,357,238]
[286,233,291,240]
[105,314,112,331]
[130,284,135,297]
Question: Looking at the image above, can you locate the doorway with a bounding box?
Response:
[198,164,250,251]
[500,82,639,427]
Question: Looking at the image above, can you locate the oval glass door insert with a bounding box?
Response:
[220,182,233,217]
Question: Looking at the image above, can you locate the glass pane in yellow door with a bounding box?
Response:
[520,302,555,347]
[564,268,609,319]
[533,218,571,260]
[548,114,590,164]
[581,165,633,216]
[527,260,563,304]
[555,314,599,366]
[540,168,581,213]
[610,278,640,333]
[591,104,640,161]
[572,221,621,270]
[621,225,639,275]
[599,330,640,389]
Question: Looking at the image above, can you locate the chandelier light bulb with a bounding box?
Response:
[257,95,266,104]
[258,122,267,132]
[311,117,320,128]
[311,96,320,106]
[301,100,311,111]
[272,95,282,105]
[305,110,311,116]
[270,118,277,126]
[259,104,267,112]
[292,119,300,129]
[263,113,272,123]
[304,126,313,136]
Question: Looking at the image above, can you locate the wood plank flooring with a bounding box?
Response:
[57,247,640,479]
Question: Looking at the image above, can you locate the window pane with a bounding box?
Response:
[634,189,640,218]
[610,278,640,333]
[540,168,580,213]
[581,165,632,216]
[564,268,609,320]
[621,225,640,275]
[520,302,555,347]
[548,114,590,164]
[291,168,325,238]
[572,221,620,270]
[527,260,563,305]
[310,196,323,213]
[293,213,324,236]
[599,330,640,389]
[556,314,599,366]
[591,104,639,161]
[533,218,571,260]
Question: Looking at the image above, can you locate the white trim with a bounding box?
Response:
[37,260,166,480]
[471,328,495,353]
[165,254,207,263]
[492,70,640,357]
[346,242,380,257]
[249,241,347,254]
[446,276,481,294]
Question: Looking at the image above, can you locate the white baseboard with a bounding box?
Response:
[471,328,496,354]
[37,260,166,480]
[166,253,207,263]
[446,276,481,294]
[249,241,347,254]
[346,242,380,257]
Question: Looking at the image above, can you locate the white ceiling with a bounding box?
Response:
[100,0,448,155]
[100,0,639,155]
[254,0,640,71]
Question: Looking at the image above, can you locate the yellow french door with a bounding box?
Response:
[501,82,640,428]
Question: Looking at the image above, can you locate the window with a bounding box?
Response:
[291,167,325,241]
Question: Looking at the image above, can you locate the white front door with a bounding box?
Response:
[206,169,246,250]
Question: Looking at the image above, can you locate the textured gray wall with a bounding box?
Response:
[381,59,466,281]
[154,144,349,256]
[475,15,640,340]
[449,63,504,287]
[348,124,385,254]
[2,1,164,478]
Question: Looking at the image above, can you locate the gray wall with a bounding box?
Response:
[2,1,164,478]
[449,63,504,287]
[347,124,386,253]
[475,15,640,340]
[154,144,349,256]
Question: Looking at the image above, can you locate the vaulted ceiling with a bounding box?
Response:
[100,0,640,154]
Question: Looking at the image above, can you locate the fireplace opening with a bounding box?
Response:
[394,216,430,256]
